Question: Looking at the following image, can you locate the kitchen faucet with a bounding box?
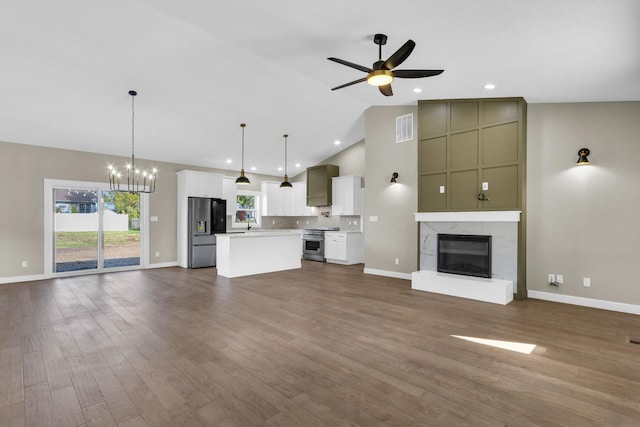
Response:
[247,223,252,231]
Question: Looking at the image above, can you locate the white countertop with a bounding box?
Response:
[219,230,303,238]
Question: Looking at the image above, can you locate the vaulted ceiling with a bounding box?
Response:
[2,0,639,174]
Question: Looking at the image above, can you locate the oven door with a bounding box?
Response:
[302,236,324,261]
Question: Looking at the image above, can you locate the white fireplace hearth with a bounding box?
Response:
[412,211,521,305]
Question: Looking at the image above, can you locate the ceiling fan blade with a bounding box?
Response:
[379,84,393,96]
[393,69,444,78]
[327,57,372,73]
[331,77,368,91]
[382,40,415,70]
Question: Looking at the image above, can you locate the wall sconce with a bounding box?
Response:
[390,172,399,183]
[576,148,590,165]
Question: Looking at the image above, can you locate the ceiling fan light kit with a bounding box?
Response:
[328,33,444,96]
[367,70,393,86]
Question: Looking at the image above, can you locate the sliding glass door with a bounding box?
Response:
[102,191,140,269]
[52,186,141,273]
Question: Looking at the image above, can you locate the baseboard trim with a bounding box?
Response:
[0,274,48,284]
[363,268,411,280]
[146,262,179,269]
[1,262,180,284]
[528,290,640,315]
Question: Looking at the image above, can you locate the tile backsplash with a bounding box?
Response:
[261,214,362,231]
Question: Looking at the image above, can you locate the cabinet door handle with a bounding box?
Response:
[477,192,490,201]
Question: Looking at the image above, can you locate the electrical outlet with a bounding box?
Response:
[296,220,299,224]
[583,277,591,287]
[556,274,564,284]
[272,220,275,225]
[439,185,445,194]
[155,252,160,257]
[394,258,399,265]
[548,274,555,283]
[21,260,28,268]
[353,220,358,225]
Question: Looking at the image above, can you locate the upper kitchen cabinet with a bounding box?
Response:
[418,98,526,212]
[177,170,223,198]
[293,182,315,216]
[307,164,339,206]
[262,181,314,216]
[331,175,363,216]
[222,177,237,216]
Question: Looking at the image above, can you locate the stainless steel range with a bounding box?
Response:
[302,227,339,261]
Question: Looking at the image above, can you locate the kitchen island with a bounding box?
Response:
[216,230,302,278]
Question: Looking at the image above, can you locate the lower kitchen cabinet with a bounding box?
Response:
[324,232,363,265]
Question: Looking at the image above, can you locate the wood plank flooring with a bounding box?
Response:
[1,261,639,426]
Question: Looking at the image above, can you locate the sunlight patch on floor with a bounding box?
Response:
[451,335,537,355]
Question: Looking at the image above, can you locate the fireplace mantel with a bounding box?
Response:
[414,211,521,223]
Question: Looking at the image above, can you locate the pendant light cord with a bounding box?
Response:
[284,134,288,176]
[241,124,246,170]
[130,91,136,171]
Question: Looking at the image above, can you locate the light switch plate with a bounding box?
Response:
[482,182,489,191]
[369,216,378,222]
[439,185,445,194]
[150,216,158,222]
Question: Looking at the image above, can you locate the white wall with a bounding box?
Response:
[527,102,640,306]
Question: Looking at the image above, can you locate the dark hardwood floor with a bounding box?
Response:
[1,261,639,426]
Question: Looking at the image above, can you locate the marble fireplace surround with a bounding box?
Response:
[412,211,521,305]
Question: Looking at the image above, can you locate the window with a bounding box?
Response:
[234,190,260,227]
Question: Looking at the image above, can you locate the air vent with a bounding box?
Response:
[396,113,413,143]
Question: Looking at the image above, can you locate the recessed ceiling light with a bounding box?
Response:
[295,163,301,168]
[334,140,340,146]
[225,159,232,164]
[413,88,422,93]
[277,167,283,171]
[250,166,256,171]
[484,83,496,90]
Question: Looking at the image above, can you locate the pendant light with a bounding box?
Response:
[280,133,293,188]
[235,123,250,185]
[108,90,157,194]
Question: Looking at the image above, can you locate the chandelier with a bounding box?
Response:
[108,90,157,193]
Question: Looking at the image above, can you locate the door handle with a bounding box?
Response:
[477,192,490,201]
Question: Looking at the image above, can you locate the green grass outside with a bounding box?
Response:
[55,230,140,248]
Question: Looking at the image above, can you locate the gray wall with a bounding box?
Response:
[527,102,640,305]
[364,105,419,275]
[0,140,278,279]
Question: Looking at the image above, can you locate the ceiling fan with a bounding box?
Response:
[328,34,444,96]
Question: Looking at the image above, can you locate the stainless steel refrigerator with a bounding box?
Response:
[188,197,226,268]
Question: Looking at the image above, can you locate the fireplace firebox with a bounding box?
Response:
[437,234,492,278]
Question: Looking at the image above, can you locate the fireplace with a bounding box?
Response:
[437,234,492,278]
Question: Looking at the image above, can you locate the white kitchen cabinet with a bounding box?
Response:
[261,181,293,216]
[222,177,237,216]
[177,170,223,198]
[331,175,363,216]
[324,232,363,265]
[293,182,315,216]
[176,170,224,268]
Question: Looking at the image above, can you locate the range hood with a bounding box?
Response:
[306,164,339,206]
